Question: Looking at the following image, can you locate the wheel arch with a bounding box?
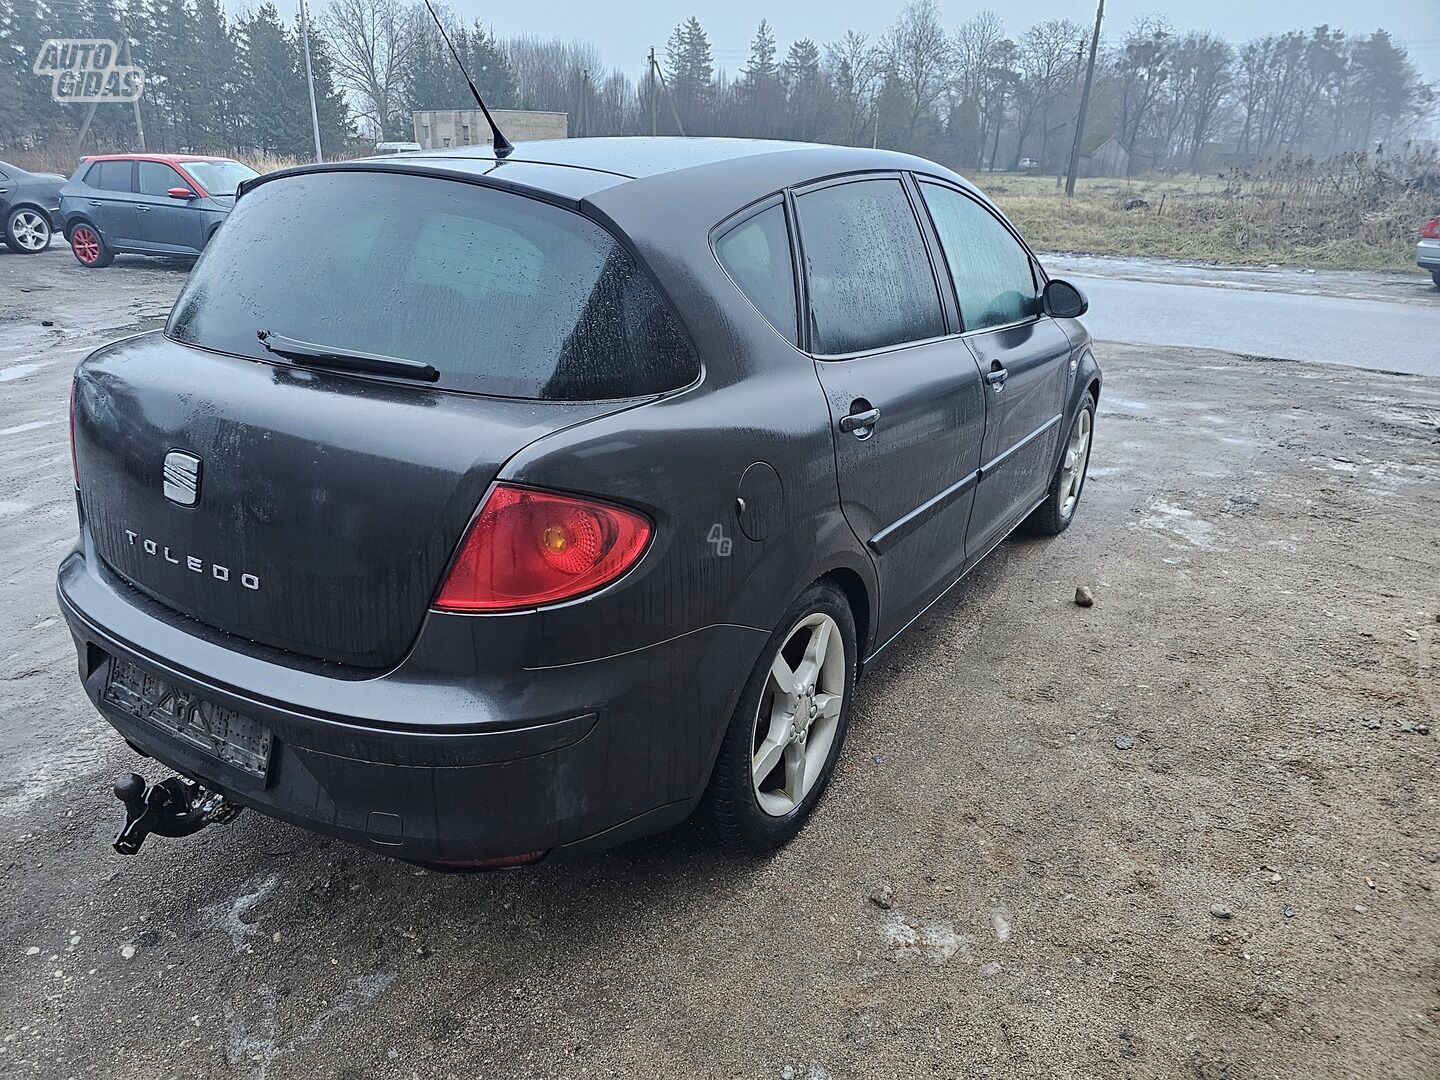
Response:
[6,200,54,222]
[63,213,99,240]
[819,565,873,671]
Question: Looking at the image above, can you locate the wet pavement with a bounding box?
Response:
[1042,253,1440,377]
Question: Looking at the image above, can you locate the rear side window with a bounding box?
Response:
[89,160,133,192]
[919,181,1038,331]
[794,178,944,355]
[714,203,797,345]
[167,171,698,400]
[138,161,184,196]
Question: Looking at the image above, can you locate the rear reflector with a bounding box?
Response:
[429,849,549,871]
[433,484,650,612]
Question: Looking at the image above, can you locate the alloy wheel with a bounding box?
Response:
[72,226,100,265]
[750,612,846,817]
[1058,407,1092,519]
[10,210,50,252]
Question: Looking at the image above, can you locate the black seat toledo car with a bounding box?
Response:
[59,138,1099,866]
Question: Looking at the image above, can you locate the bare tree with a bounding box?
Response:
[1010,19,1086,168]
[824,31,882,146]
[881,0,953,146]
[323,0,417,138]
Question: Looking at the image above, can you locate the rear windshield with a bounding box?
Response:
[167,170,698,400]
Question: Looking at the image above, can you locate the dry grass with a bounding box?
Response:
[978,154,1437,272]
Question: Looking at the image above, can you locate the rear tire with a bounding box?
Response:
[4,207,52,253]
[69,222,113,267]
[1024,392,1095,536]
[1431,271,1440,288]
[705,581,857,854]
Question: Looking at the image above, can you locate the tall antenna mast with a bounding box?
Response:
[419,0,513,158]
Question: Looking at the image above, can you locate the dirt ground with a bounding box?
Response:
[1,247,1437,1079]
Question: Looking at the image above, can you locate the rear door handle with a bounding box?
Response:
[138,205,149,212]
[985,362,1008,389]
[839,406,881,438]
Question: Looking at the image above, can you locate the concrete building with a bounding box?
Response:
[412,109,568,150]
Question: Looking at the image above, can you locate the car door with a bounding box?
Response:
[915,179,1074,564]
[135,160,206,253]
[84,160,139,245]
[0,163,12,219]
[792,174,989,647]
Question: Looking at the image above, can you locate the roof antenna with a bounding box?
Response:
[419,0,513,158]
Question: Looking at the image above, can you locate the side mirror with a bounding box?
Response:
[166,186,197,200]
[1042,278,1088,319]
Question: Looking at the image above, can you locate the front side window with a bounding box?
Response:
[138,161,185,196]
[919,181,1038,332]
[714,203,797,345]
[794,178,944,355]
[90,160,133,192]
[168,170,698,400]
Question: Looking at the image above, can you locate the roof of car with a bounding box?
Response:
[81,154,238,164]
[325,137,980,208]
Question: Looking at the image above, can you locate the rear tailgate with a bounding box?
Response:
[74,332,632,668]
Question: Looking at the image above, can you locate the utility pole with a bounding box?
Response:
[653,56,685,136]
[1058,41,1086,188]
[579,69,589,137]
[1064,0,1103,197]
[298,0,324,161]
[648,47,657,137]
[122,33,144,149]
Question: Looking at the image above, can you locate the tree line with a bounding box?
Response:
[1,0,1433,172]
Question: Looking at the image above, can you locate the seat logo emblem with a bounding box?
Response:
[162,451,202,506]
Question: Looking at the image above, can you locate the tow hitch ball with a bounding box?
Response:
[111,773,242,855]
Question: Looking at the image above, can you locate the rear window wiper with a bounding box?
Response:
[256,330,440,383]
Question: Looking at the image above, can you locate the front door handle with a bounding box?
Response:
[985,362,1008,389]
[839,405,881,438]
[138,205,150,212]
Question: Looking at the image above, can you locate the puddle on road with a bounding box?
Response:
[1137,500,1221,549]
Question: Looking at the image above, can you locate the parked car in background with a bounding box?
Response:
[60,138,1100,867]
[58,154,258,267]
[0,159,65,254]
[1017,157,1039,173]
[1419,215,1440,287]
[374,141,422,155]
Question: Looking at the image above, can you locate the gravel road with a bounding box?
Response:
[1,247,1437,1079]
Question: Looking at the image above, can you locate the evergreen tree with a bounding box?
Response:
[665,16,712,134]
[235,3,306,154]
[737,20,782,137]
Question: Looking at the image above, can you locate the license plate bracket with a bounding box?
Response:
[103,658,273,781]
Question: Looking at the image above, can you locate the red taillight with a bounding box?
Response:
[1424,217,1440,240]
[433,484,651,613]
[69,379,79,489]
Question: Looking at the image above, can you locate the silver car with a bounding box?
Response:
[1419,215,1440,287]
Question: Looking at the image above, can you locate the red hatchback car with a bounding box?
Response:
[58,154,257,266]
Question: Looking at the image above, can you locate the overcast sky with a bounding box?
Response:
[293,0,1440,83]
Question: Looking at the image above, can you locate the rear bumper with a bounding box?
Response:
[1417,239,1440,271]
[58,544,764,863]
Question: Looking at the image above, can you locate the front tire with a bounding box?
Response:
[4,207,52,253]
[706,581,857,854]
[1025,392,1095,536]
